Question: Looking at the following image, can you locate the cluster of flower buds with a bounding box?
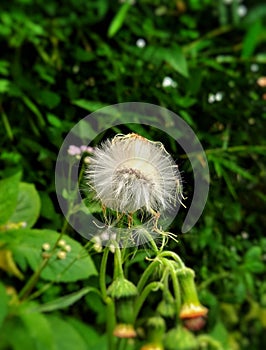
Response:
[0,221,27,231]
[91,229,117,253]
[41,239,71,260]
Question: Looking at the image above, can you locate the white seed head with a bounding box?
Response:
[86,133,182,214]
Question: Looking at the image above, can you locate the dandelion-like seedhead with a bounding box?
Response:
[55,102,210,246]
[86,133,182,217]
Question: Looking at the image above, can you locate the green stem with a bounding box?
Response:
[100,247,110,300]
[114,244,124,279]
[136,259,160,293]
[18,257,50,300]
[106,296,116,350]
[0,106,13,141]
[183,25,232,54]
[162,258,182,321]
[133,281,163,322]
[198,271,230,290]
[158,251,185,268]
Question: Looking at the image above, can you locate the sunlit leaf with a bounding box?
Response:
[9,182,41,228]
[0,249,24,280]
[5,229,97,282]
[107,1,131,38]
[0,172,21,225]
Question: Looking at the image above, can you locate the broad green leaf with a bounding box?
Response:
[33,286,100,312]
[164,45,189,78]
[210,321,229,348]
[244,246,262,262]
[39,191,56,220]
[107,1,131,38]
[6,229,98,282]
[47,315,89,350]
[20,311,56,350]
[39,90,61,109]
[0,316,36,350]
[67,318,108,350]
[244,246,264,273]
[0,172,21,225]
[0,282,9,328]
[9,182,41,228]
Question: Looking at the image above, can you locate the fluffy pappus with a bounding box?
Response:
[86,133,182,216]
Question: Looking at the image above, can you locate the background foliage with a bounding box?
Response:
[0,0,266,349]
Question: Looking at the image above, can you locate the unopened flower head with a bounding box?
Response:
[86,133,182,216]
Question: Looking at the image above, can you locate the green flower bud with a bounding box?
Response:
[107,277,138,299]
[164,327,197,350]
[178,268,208,320]
[157,290,176,318]
[108,277,138,324]
[116,297,135,324]
[145,316,166,344]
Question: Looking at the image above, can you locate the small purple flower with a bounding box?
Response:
[68,145,94,157]
[68,145,81,156]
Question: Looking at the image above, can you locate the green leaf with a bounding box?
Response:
[33,286,100,312]
[107,1,131,38]
[39,191,56,220]
[241,20,264,58]
[6,229,98,282]
[218,158,255,181]
[0,282,9,328]
[0,172,21,225]
[47,315,89,350]
[19,311,56,350]
[47,113,62,128]
[0,316,36,350]
[39,90,61,109]
[21,95,45,127]
[244,246,264,273]
[72,99,108,112]
[0,60,9,76]
[244,246,262,262]
[164,45,189,78]
[210,321,229,348]
[65,317,104,348]
[0,79,10,93]
[9,182,41,228]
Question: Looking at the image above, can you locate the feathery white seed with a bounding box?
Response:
[86,133,182,214]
